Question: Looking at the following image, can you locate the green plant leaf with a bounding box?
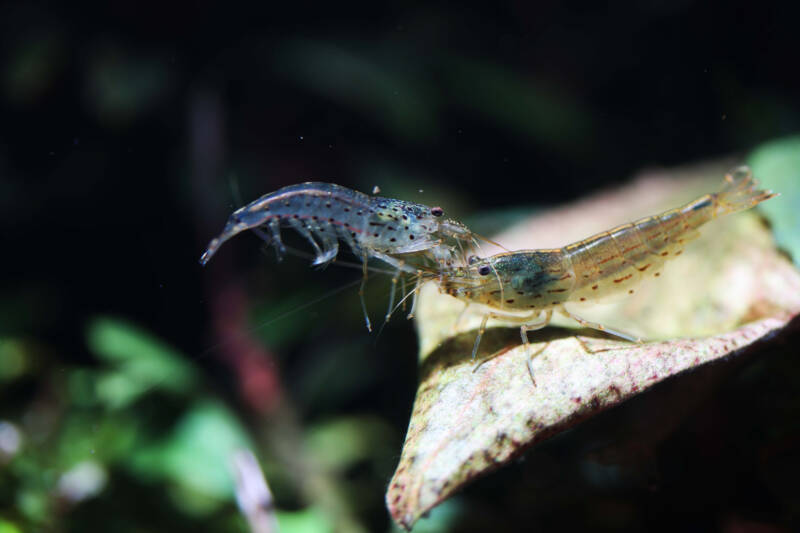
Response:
[129,400,252,506]
[386,160,800,530]
[276,507,332,533]
[0,519,23,533]
[748,135,800,265]
[86,317,198,407]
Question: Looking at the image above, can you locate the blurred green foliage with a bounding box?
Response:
[0,310,404,532]
[0,319,252,530]
[87,317,199,407]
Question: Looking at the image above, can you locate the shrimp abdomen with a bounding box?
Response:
[565,165,775,301]
[566,224,646,301]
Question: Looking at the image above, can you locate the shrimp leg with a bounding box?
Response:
[520,309,553,386]
[470,309,542,361]
[359,252,372,332]
[400,276,407,312]
[407,270,423,319]
[365,251,423,323]
[383,259,410,324]
[357,252,416,331]
[384,271,399,323]
[472,310,554,379]
[557,305,641,343]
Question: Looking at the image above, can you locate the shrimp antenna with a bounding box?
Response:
[472,231,507,251]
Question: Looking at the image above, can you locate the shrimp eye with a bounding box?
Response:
[467,255,480,265]
[477,265,491,276]
[430,206,444,217]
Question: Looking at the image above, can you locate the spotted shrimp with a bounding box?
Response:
[200,182,480,330]
[435,166,777,382]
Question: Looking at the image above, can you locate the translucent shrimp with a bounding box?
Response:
[200,182,479,331]
[436,166,777,382]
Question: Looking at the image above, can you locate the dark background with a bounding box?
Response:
[1,1,799,532]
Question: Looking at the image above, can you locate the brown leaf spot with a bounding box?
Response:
[608,384,623,400]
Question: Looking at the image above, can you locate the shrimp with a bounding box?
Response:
[200,182,479,331]
[435,166,777,383]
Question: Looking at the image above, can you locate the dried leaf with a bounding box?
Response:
[386,162,800,530]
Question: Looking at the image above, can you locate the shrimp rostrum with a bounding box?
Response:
[436,166,777,380]
[200,182,480,330]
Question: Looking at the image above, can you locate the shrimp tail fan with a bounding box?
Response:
[714,165,778,217]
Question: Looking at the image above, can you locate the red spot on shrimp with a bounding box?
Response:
[613,274,633,283]
[622,243,642,253]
